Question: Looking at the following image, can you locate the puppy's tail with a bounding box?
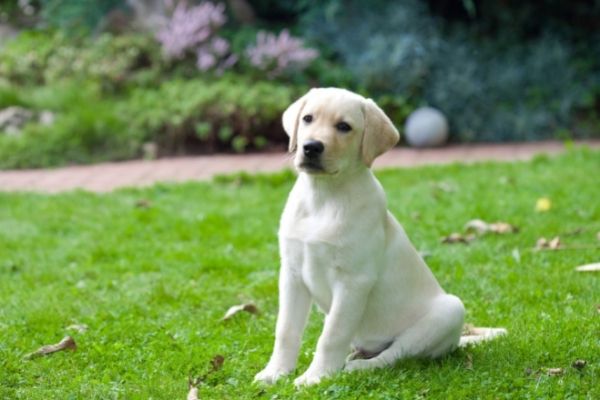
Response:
[459,325,507,347]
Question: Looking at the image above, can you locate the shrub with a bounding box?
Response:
[0,81,136,169]
[0,31,163,91]
[0,75,303,168]
[123,75,302,154]
[304,0,599,141]
[37,0,123,31]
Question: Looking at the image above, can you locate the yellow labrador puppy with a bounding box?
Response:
[255,88,465,386]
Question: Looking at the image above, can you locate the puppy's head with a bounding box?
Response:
[283,88,399,175]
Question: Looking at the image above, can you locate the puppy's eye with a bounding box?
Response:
[335,122,352,132]
[302,114,313,123]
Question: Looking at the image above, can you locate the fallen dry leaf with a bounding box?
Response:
[464,353,473,370]
[441,233,476,244]
[535,197,552,212]
[66,323,88,333]
[546,367,564,376]
[210,355,224,372]
[489,222,517,234]
[25,336,76,360]
[463,219,489,234]
[222,303,259,320]
[575,262,600,272]
[535,236,561,250]
[187,379,199,400]
[548,237,561,249]
[572,359,587,370]
[186,354,225,398]
[135,199,151,208]
[464,219,517,235]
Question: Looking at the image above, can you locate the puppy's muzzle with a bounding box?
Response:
[303,140,324,159]
[300,140,325,172]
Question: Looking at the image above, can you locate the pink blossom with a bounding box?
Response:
[156,1,227,59]
[210,36,230,56]
[196,51,217,71]
[246,30,319,77]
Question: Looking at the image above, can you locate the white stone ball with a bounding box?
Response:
[404,107,449,147]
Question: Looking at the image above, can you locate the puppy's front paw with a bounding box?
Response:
[254,366,292,385]
[294,367,333,387]
[345,356,389,372]
[293,372,320,387]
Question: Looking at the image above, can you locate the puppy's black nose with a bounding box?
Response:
[303,140,324,158]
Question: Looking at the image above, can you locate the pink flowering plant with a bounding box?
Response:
[245,30,319,78]
[156,1,236,72]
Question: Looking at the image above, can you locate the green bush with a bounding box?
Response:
[0,75,303,169]
[0,30,163,91]
[0,22,414,170]
[0,12,465,169]
[303,0,600,141]
[123,75,303,154]
[38,0,124,32]
[0,30,310,168]
[0,81,136,169]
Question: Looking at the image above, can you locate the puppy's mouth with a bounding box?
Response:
[298,161,326,174]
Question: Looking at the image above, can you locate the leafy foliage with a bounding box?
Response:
[37,0,123,32]
[304,0,600,141]
[0,31,163,91]
[0,75,301,168]
[124,75,302,154]
[0,81,136,168]
[2,0,599,169]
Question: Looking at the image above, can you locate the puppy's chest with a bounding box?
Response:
[281,206,375,266]
[279,199,380,311]
[282,237,349,312]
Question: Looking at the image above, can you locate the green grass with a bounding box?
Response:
[1,149,599,399]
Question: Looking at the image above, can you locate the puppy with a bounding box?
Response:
[255,88,465,386]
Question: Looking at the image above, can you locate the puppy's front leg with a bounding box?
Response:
[295,278,372,386]
[255,264,311,384]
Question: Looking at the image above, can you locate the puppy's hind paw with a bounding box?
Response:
[344,358,377,372]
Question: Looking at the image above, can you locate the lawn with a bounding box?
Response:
[0,148,599,399]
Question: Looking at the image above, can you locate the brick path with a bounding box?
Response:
[0,140,598,193]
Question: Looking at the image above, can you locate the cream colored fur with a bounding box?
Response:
[255,88,465,387]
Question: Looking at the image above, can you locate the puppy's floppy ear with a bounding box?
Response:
[282,89,314,152]
[361,98,400,166]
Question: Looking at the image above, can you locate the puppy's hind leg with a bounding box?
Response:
[345,294,465,372]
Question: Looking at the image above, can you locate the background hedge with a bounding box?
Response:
[0,0,598,168]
